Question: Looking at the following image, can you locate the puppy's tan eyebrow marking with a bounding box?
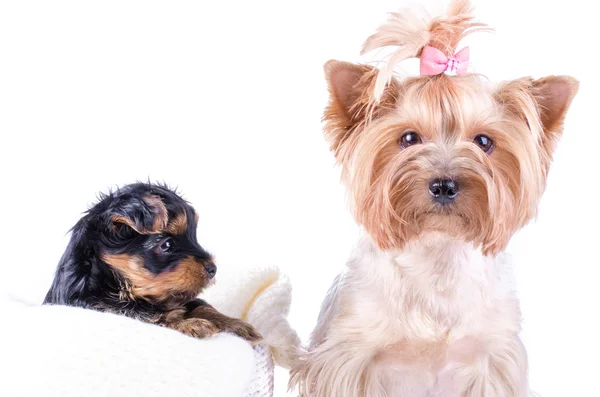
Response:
[167,212,188,235]
[143,195,169,232]
[111,195,169,235]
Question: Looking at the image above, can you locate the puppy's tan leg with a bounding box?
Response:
[187,304,263,344]
[170,317,220,339]
[159,305,261,343]
[159,308,219,339]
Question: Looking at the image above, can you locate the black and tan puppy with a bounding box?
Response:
[44,182,261,343]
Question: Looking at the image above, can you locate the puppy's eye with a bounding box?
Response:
[157,237,175,255]
[473,134,494,154]
[399,131,422,149]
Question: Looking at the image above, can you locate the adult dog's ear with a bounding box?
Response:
[494,75,579,174]
[531,76,579,160]
[323,60,399,162]
[109,194,169,235]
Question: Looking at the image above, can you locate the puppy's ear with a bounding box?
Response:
[323,60,399,160]
[531,76,579,157]
[44,220,104,305]
[111,195,168,235]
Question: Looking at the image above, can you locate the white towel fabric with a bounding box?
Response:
[1,299,259,397]
[242,343,275,397]
[1,266,299,397]
[203,266,300,370]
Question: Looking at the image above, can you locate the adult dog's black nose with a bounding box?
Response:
[429,178,458,204]
[204,263,217,279]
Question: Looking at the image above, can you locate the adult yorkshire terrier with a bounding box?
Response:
[289,1,578,396]
[44,182,261,343]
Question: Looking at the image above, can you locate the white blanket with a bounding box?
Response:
[1,266,299,397]
[2,300,260,397]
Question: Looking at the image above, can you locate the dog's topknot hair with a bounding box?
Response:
[362,0,492,101]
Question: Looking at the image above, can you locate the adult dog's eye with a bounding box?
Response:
[399,131,422,149]
[473,134,494,154]
[157,237,174,255]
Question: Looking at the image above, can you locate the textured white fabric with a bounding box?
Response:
[204,266,300,370]
[1,265,299,397]
[242,344,275,397]
[1,299,257,397]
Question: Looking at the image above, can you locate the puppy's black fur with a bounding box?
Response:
[44,182,261,342]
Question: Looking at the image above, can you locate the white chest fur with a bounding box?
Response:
[345,233,521,341]
[300,233,528,397]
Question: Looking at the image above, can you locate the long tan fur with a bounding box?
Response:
[290,0,579,396]
[362,0,491,101]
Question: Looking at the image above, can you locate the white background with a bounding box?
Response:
[0,1,598,396]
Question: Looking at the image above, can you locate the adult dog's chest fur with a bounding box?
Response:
[298,233,527,397]
[340,233,521,366]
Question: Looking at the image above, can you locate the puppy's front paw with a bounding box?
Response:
[221,319,263,345]
[183,302,263,344]
[173,318,220,339]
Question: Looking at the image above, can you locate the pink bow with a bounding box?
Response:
[419,46,470,76]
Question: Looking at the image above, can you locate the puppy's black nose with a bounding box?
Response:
[204,263,217,279]
[429,178,458,204]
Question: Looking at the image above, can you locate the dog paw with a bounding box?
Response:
[174,318,220,339]
[221,319,263,345]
